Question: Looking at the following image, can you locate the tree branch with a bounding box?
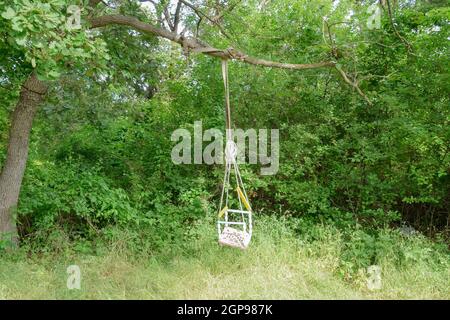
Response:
[335,66,372,106]
[89,14,336,71]
[212,0,242,22]
[195,16,203,38]
[179,0,232,40]
[146,0,173,31]
[322,18,372,105]
[162,3,175,31]
[385,0,413,53]
[173,1,182,34]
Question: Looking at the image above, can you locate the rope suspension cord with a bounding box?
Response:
[217,59,253,250]
[222,59,232,138]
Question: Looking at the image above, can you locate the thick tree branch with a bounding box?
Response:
[89,14,336,71]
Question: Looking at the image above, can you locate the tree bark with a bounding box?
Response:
[0,73,47,246]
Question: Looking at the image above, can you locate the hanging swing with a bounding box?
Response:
[217,59,253,250]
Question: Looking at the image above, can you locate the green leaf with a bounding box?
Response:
[47,70,61,79]
[11,19,23,32]
[1,7,16,20]
[15,37,27,46]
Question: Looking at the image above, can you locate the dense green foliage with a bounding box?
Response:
[0,0,449,297]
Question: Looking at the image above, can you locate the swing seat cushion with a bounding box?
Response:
[219,226,251,249]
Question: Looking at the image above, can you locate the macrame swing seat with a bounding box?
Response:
[217,59,253,250]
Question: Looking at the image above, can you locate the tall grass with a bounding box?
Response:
[0,216,448,299]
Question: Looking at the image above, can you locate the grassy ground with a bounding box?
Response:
[0,217,449,299]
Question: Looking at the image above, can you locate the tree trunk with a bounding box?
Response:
[0,73,47,247]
